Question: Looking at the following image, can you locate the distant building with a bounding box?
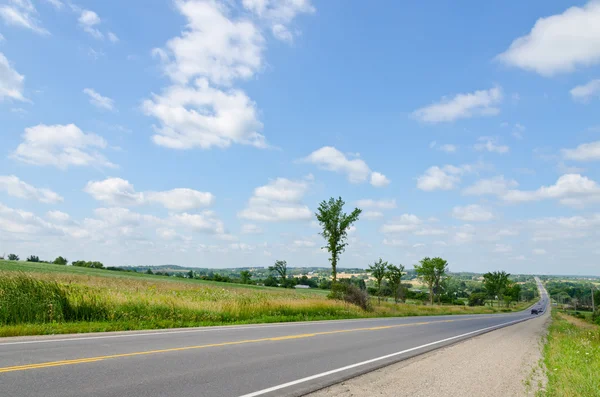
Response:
[294,285,310,289]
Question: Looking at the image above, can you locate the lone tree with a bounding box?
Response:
[53,256,68,265]
[315,197,361,282]
[8,253,19,261]
[269,260,288,286]
[483,271,511,307]
[367,258,388,304]
[386,263,405,303]
[240,270,252,284]
[415,257,448,305]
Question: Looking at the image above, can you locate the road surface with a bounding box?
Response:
[1,283,548,397]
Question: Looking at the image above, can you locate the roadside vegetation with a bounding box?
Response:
[542,311,600,397]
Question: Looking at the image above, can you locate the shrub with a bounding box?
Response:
[328,282,371,311]
[468,292,487,306]
[592,310,600,326]
[53,256,68,265]
[26,255,40,262]
[7,254,19,261]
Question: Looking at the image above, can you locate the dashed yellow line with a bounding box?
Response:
[0,318,467,374]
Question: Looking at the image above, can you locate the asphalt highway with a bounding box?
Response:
[0,281,548,397]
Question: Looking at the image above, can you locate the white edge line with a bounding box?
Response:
[237,317,527,397]
[0,314,507,346]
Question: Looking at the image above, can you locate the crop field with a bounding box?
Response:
[0,260,532,337]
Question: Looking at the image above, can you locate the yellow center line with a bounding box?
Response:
[0,317,479,374]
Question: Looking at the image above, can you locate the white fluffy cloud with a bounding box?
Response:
[0,52,26,102]
[363,211,384,220]
[412,86,502,123]
[563,141,600,161]
[497,2,600,76]
[242,0,314,43]
[381,214,422,233]
[0,0,48,35]
[417,164,473,191]
[241,223,262,234]
[463,176,518,196]
[78,9,102,39]
[84,177,215,211]
[356,198,397,209]
[452,205,494,222]
[302,146,389,186]
[474,136,509,154]
[502,174,600,207]
[238,177,312,222]
[570,79,600,102]
[11,124,115,169]
[143,78,265,150]
[83,88,115,111]
[0,202,59,235]
[0,175,63,203]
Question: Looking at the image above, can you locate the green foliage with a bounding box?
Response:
[72,260,104,269]
[146,268,154,275]
[468,292,487,306]
[367,258,387,303]
[26,255,40,263]
[8,254,19,261]
[415,257,448,305]
[328,282,371,311]
[240,270,252,284]
[482,271,512,306]
[315,197,361,282]
[386,263,405,303]
[268,260,288,286]
[53,256,68,265]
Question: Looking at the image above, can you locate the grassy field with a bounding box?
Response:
[542,312,600,397]
[0,260,533,337]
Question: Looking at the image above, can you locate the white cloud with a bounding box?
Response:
[241,223,262,234]
[293,239,316,248]
[242,0,315,43]
[452,205,494,222]
[169,211,226,235]
[107,31,119,43]
[571,79,600,102]
[0,175,63,203]
[532,248,547,255]
[563,141,600,161]
[413,227,447,236]
[381,214,422,233]
[370,172,390,187]
[474,136,509,154]
[493,244,513,253]
[84,177,215,211]
[83,88,115,111]
[238,177,312,222]
[43,0,63,9]
[440,144,457,153]
[417,164,473,191]
[502,173,600,207]
[463,176,518,196]
[0,52,26,102]
[363,211,383,220]
[0,202,59,235]
[11,124,115,169]
[78,9,103,39]
[412,86,502,123]
[497,2,600,76]
[512,123,525,140]
[46,210,70,222]
[356,199,397,209]
[143,79,265,150]
[302,146,388,185]
[382,238,405,246]
[0,0,48,35]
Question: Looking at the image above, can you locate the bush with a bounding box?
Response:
[468,292,487,306]
[592,310,600,326]
[7,254,19,261]
[53,256,68,265]
[328,282,371,311]
[26,255,40,262]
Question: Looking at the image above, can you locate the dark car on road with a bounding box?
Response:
[531,308,539,315]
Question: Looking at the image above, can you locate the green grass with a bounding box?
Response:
[542,312,600,397]
[0,260,535,337]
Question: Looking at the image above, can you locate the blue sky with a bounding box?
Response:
[2,0,600,275]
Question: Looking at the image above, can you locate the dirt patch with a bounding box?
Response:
[557,312,598,330]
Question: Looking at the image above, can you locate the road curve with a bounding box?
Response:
[0,284,547,397]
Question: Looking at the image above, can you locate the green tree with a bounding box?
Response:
[269,260,288,286]
[386,263,405,303]
[483,271,511,307]
[240,270,252,284]
[415,257,449,305]
[53,256,68,265]
[367,258,388,304]
[7,253,19,261]
[187,270,194,279]
[146,268,154,275]
[315,197,361,282]
[26,255,40,262]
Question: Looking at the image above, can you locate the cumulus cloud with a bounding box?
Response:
[502,173,600,207]
[463,176,518,196]
[302,146,389,186]
[381,214,422,233]
[0,52,26,102]
[11,123,115,169]
[238,177,312,222]
[242,0,315,43]
[78,9,103,39]
[84,177,215,211]
[496,2,600,76]
[0,175,63,203]
[417,164,474,191]
[363,211,384,220]
[474,136,509,154]
[356,199,397,209]
[0,0,48,35]
[452,205,494,222]
[563,141,600,161]
[83,88,115,111]
[412,86,502,123]
[241,223,262,234]
[0,202,59,235]
[571,79,600,102]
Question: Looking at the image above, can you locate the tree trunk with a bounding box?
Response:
[429,285,434,305]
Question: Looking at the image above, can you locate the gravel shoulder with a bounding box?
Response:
[309,310,550,397]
